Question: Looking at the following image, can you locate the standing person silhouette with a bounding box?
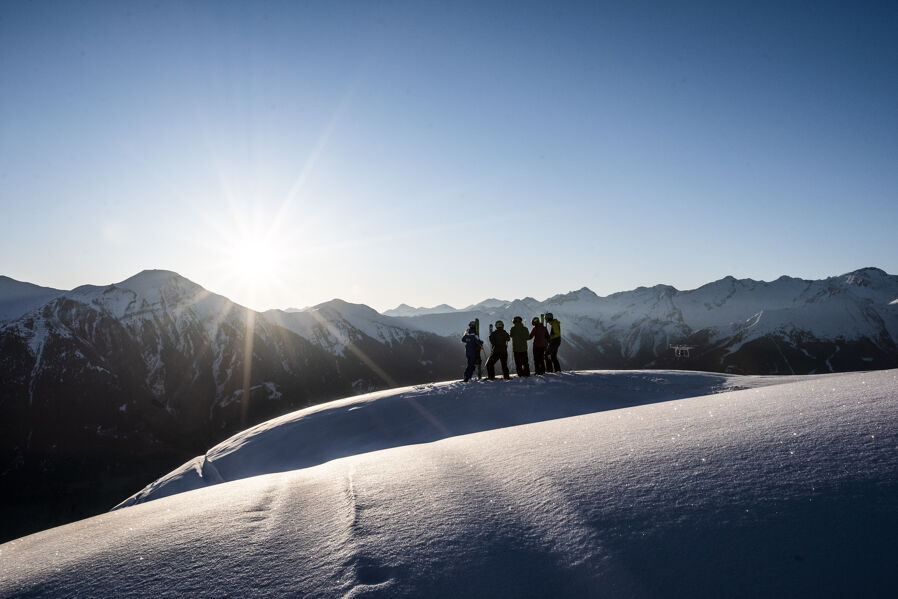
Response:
[486,320,511,380]
[461,321,483,382]
[509,316,530,377]
[545,312,562,372]
[529,317,549,375]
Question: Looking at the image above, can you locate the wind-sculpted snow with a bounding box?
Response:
[3,369,896,597]
[115,371,752,507]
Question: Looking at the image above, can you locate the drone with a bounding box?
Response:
[669,344,697,358]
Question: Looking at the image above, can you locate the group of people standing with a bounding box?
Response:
[461,313,562,382]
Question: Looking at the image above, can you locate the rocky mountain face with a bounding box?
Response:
[0,270,457,542]
[1,267,896,542]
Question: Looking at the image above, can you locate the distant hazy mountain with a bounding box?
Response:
[382,298,511,317]
[0,276,65,322]
[461,298,510,312]
[388,268,898,375]
[382,303,458,317]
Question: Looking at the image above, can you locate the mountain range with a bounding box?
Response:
[1,267,896,541]
[387,267,898,375]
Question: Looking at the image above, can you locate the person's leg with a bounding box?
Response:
[514,351,528,377]
[551,338,561,372]
[548,338,561,372]
[464,354,476,381]
[534,347,546,374]
[486,353,497,379]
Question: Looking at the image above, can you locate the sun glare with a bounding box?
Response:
[231,237,278,283]
[226,234,285,291]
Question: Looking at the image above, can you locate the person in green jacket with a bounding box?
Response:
[509,316,530,377]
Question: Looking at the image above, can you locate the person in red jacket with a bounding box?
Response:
[529,317,549,375]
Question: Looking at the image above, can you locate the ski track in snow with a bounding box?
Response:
[2,369,897,597]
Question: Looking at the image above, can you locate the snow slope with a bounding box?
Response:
[2,369,897,597]
[116,371,756,507]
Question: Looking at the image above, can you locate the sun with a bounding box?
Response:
[230,236,279,283]
[184,193,304,312]
[226,233,286,293]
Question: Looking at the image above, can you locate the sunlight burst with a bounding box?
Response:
[229,235,282,288]
[189,203,296,312]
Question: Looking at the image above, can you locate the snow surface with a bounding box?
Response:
[117,371,759,507]
[2,369,897,597]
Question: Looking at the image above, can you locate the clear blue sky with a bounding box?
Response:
[2,1,896,312]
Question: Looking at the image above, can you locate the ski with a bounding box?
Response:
[475,318,483,379]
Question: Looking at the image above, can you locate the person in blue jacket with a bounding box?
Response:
[461,321,483,382]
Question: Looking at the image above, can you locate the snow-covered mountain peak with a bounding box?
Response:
[309,298,376,316]
[61,269,224,322]
[463,298,510,311]
[639,283,677,296]
[774,274,801,283]
[692,274,743,293]
[384,303,417,316]
[116,269,201,295]
[265,297,430,356]
[839,266,891,288]
[821,267,898,306]
[382,303,458,317]
[546,286,601,305]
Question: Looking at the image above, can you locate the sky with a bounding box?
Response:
[1,1,896,313]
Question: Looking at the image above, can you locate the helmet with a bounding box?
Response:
[532,317,540,325]
[513,316,523,323]
[495,320,504,329]
[546,312,554,320]
[468,321,476,328]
